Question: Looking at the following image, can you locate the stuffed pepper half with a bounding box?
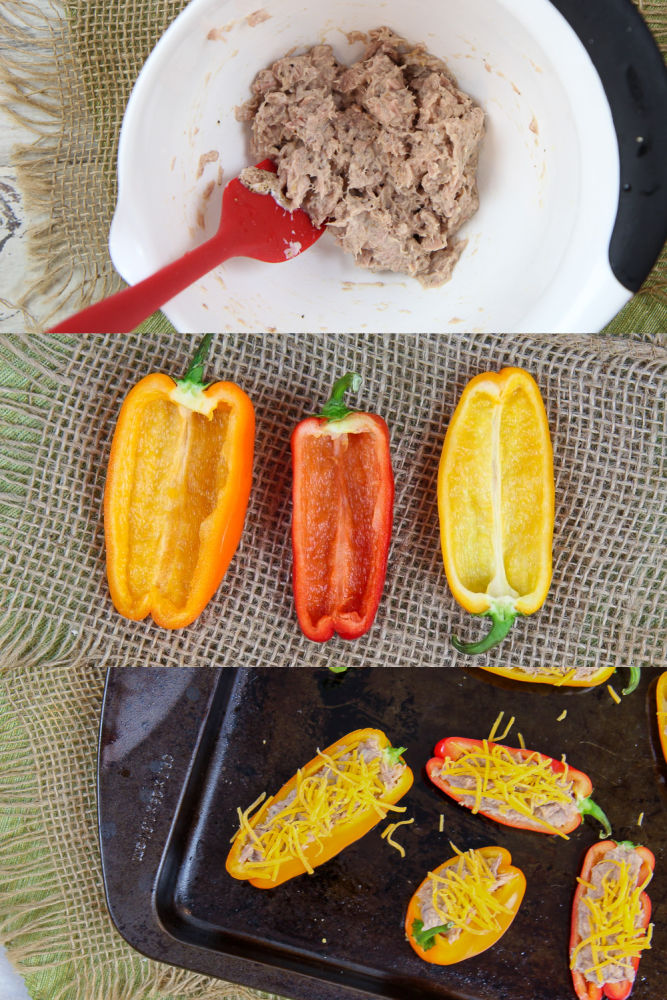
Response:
[657,672,667,765]
[570,840,654,1000]
[426,738,611,839]
[405,844,525,965]
[226,728,413,888]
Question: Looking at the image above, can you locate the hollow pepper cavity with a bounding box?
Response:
[104,335,255,629]
[426,737,611,839]
[569,840,654,1000]
[438,367,554,655]
[291,372,394,642]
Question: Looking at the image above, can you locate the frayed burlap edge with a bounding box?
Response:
[0,657,284,1000]
[1,0,666,331]
[0,1,125,329]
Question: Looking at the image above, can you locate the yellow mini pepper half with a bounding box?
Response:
[438,367,554,654]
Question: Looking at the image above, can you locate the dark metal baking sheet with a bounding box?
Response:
[98,667,667,1000]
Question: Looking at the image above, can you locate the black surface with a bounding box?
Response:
[551,0,667,291]
[98,667,667,1000]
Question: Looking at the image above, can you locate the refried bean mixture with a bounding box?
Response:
[236,27,484,287]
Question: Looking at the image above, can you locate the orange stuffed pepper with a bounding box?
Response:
[405,844,525,964]
[657,672,667,764]
[227,728,413,888]
[104,335,254,629]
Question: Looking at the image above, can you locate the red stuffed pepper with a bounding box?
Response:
[426,737,611,839]
[291,373,394,642]
[570,840,654,1000]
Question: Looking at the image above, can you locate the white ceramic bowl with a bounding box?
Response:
[109,0,666,333]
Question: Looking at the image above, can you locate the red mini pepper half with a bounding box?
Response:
[570,840,654,1000]
[426,737,611,839]
[291,373,394,643]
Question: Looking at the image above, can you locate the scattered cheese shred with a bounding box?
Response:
[487,711,505,742]
[382,817,414,857]
[498,715,515,742]
[487,711,516,743]
[637,813,644,827]
[439,813,444,833]
[439,739,575,838]
[517,732,526,749]
[607,684,621,705]
[232,736,406,880]
[570,854,653,985]
[557,710,567,722]
[425,845,515,937]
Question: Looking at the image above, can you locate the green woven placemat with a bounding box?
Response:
[1,332,666,1000]
[0,0,665,331]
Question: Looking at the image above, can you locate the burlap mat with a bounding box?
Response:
[1,332,666,675]
[0,1,666,331]
[1,332,667,999]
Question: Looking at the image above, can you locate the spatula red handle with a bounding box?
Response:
[49,230,237,333]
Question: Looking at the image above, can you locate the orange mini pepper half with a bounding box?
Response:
[657,672,667,764]
[569,840,654,1000]
[226,727,413,888]
[438,367,554,654]
[405,845,525,965]
[104,335,255,629]
[291,373,394,643]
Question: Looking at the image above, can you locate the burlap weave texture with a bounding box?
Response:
[1,333,665,677]
[0,1,666,330]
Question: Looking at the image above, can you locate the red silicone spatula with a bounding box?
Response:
[49,161,324,333]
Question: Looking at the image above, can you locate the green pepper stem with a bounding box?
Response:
[578,795,612,839]
[452,604,517,656]
[385,745,407,767]
[328,663,349,675]
[411,918,453,951]
[622,666,641,696]
[179,334,213,390]
[319,372,362,421]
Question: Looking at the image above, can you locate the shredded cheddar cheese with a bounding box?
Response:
[381,817,414,857]
[517,732,526,749]
[570,854,653,985]
[440,739,575,838]
[637,813,644,827]
[424,844,514,936]
[439,813,444,833]
[557,710,567,722]
[554,668,577,686]
[607,684,621,705]
[488,712,503,741]
[232,737,406,881]
[487,711,515,743]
